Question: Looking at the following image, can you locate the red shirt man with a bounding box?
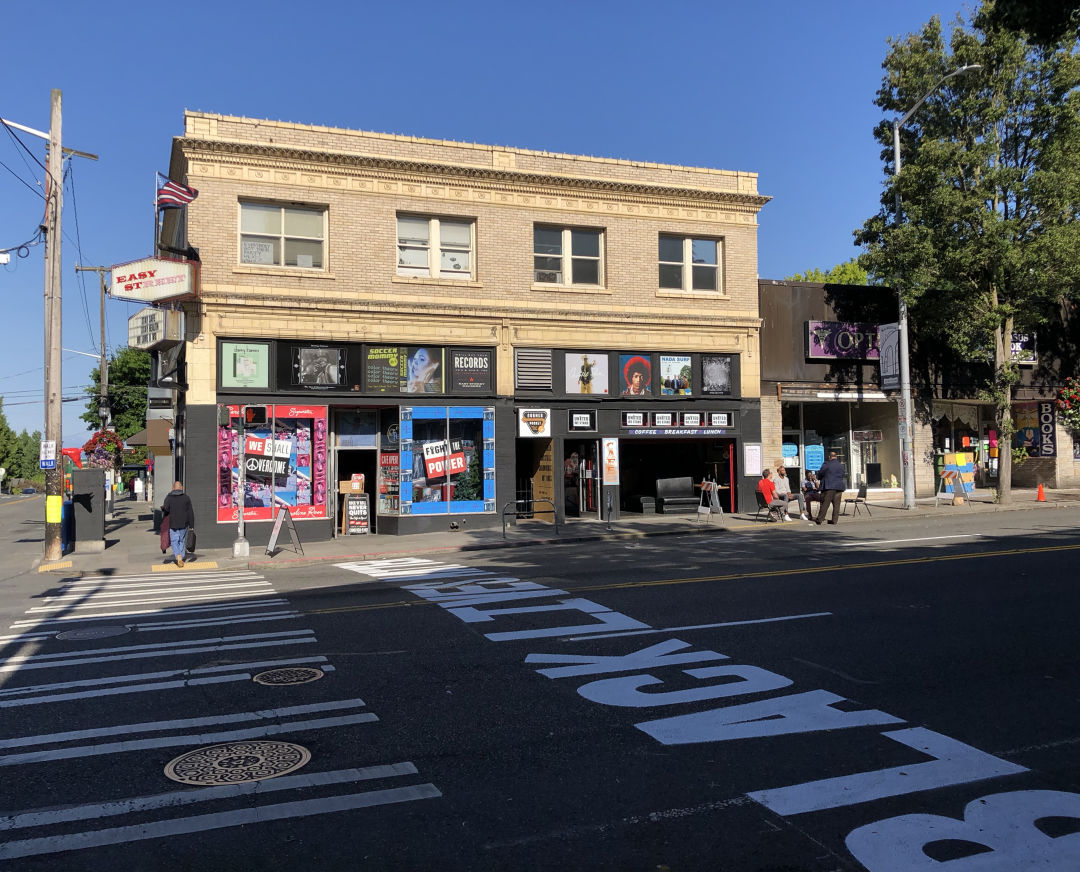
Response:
[757,472,777,504]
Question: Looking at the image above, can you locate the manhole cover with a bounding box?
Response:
[55,626,131,641]
[164,741,310,785]
[252,667,325,686]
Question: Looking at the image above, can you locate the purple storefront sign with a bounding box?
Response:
[806,321,881,360]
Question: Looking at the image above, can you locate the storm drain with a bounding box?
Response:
[164,741,311,785]
[55,626,131,641]
[253,667,325,686]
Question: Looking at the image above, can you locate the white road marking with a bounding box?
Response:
[0,635,317,673]
[58,571,264,590]
[1,630,314,666]
[0,712,379,767]
[134,611,300,632]
[0,674,252,708]
[0,698,368,748]
[43,581,273,602]
[57,570,261,584]
[0,784,441,859]
[838,534,982,547]
[12,598,290,627]
[0,762,419,831]
[564,612,834,641]
[26,590,284,614]
[0,656,331,703]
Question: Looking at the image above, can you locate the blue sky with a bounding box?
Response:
[0,0,966,447]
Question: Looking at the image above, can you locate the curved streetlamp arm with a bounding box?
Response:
[896,64,983,129]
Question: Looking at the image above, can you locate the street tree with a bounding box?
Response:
[80,346,152,440]
[856,3,1080,504]
[785,259,870,285]
[13,430,42,480]
[0,400,17,475]
[986,0,1079,44]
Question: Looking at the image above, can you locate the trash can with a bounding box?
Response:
[61,500,73,553]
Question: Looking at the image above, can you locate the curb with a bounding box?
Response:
[30,495,1080,576]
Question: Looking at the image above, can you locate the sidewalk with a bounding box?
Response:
[36,486,1080,576]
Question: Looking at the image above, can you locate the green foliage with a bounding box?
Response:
[986,0,1080,45]
[0,399,17,474]
[786,259,871,286]
[453,450,482,501]
[80,346,153,440]
[856,5,1080,499]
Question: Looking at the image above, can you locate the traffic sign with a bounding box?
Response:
[39,440,56,470]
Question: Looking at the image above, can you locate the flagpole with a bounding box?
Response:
[153,172,160,256]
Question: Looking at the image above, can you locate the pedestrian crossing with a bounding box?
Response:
[0,565,440,860]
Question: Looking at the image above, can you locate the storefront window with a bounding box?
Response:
[217,404,328,523]
[399,406,495,515]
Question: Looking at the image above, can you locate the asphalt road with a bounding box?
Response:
[2,497,1078,871]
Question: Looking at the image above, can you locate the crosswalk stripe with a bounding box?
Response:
[12,598,290,627]
[0,783,441,859]
[1,698,368,749]
[2,630,314,666]
[0,712,379,767]
[44,582,272,603]
[0,762,419,831]
[0,636,318,674]
[0,674,251,709]
[0,656,331,700]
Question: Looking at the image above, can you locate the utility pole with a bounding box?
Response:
[43,90,64,562]
[3,92,99,562]
[74,265,111,430]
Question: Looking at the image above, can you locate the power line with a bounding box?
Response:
[65,162,96,348]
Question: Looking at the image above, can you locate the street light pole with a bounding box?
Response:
[892,63,982,510]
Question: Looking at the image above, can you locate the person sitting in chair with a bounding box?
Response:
[756,468,791,521]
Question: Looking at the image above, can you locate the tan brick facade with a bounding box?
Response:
[171,112,768,407]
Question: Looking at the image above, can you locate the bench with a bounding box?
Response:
[655,477,699,514]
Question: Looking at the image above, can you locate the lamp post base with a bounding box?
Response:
[232,537,250,558]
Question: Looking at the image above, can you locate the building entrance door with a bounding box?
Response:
[563,440,600,519]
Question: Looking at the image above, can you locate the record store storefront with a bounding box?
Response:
[200,338,502,548]
[512,349,761,520]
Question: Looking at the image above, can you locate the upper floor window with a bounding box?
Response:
[397,215,474,279]
[240,202,325,269]
[534,226,603,286]
[658,235,722,292]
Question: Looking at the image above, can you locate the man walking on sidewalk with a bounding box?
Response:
[815,451,846,525]
[162,481,195,567]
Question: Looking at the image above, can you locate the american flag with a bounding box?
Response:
[156,174,198,208]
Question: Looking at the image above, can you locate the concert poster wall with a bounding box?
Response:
[217,404,328,523]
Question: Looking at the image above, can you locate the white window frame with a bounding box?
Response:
[533,226,604,287]
[658,234,723,293]
[396,215,475,280]
[239,202,326,270]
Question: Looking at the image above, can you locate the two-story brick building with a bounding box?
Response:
[158,112,770,547]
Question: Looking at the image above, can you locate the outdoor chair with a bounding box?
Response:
[843,483,871,517]
[754,491,785,522]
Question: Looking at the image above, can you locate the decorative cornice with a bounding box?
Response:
[178,137,771,211]
[195,290,762,330]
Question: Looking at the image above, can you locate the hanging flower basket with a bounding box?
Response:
[1056,377,1080,435]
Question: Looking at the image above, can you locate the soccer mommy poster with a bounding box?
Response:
[217,405,328,523]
